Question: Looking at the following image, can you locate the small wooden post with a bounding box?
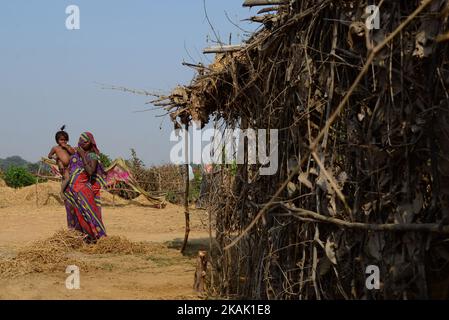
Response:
[158,172,162,192]
[194,251,208,294]
[181,123,191,254]
[112,182,116,207]
[35,161,42,208]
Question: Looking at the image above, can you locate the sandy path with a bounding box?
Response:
[0,203,212,300]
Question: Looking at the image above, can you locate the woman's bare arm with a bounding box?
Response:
[78,149,97,176]
[84,158,98,176]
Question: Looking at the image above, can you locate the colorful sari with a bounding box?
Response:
[64,132,107,241]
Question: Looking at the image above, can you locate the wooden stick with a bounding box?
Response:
[243,0,288,7]
[36,162,42,208]
[181,62,211,71]
[247,15,275,23]
[193,251,208,294]
[311,151,352,218]
[257,6,280,14]
[284,205,449,233]
[203,44,245,54]
[181,123,191,254]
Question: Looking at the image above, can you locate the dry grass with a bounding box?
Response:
[0,181,153,208]
[0,230,164,278]
[0,230,86,278]
[80,236,164,255]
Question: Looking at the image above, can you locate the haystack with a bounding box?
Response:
[157,0,449,299]
[0,230,160,278]
[0,180,147,208]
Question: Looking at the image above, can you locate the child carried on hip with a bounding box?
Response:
[48,125,76,194]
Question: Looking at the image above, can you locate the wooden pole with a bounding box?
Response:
[242,0,288,7]
[181,123,191,253]
[112,182,116,207]
[203,44,245,54]
[194,251,208,294]
[36,162,42,208]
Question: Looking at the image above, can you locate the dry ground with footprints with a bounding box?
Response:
[0,180,211,300]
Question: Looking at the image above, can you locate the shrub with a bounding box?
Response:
[4,166,37,189]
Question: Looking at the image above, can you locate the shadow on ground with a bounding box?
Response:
[166,238,210,258]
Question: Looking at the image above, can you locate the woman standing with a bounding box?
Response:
[64,132,107,241]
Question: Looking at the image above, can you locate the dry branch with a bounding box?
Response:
[243,0,288,7]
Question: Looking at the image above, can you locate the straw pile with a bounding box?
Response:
[157,0,449,299]
[80,236,162,255]
[0,230,87,278]
[0,180,151,208]
[0,230,162,278]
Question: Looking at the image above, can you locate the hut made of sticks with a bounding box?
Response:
[157,0,449,299]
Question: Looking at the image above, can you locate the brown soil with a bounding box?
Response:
[0,182,211,300]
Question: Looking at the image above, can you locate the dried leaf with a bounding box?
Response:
[287,182,297,196]
[325,238,338,265]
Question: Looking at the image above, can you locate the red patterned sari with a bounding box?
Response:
[64,133,107,241]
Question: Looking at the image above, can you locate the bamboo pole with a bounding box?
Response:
[181,123,191,253]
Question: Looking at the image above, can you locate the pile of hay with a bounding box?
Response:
[0,230,160,278]
[0,230,87,277]
[0,181,64,207]
[80,236,162,255]
[0,180,155,208]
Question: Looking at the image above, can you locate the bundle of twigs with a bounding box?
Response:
[161,0,449,299]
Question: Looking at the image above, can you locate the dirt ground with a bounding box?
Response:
[0,182,212,300]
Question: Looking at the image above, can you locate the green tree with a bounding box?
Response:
[4,166,37,189]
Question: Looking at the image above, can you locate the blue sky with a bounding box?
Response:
[0,0,258,165]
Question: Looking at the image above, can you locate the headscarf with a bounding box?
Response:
[78,132,100,155]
